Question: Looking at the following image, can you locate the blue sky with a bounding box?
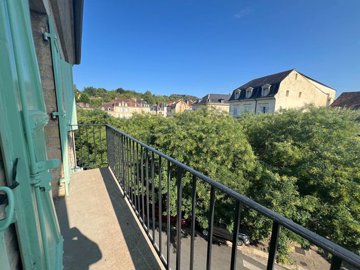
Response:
[74,0,360,97]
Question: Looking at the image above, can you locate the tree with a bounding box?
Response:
[78,92,90,103]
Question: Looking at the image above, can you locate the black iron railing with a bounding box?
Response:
[74,124,360,270]
[71,124,107,169]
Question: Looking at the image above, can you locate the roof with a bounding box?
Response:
[229,69,293,101]
[331,92,360,109]
[194,94,231,105]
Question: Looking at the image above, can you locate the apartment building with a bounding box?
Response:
[229,69,336,116]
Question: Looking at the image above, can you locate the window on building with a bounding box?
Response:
[286,90,290,97]
[295,73,298,80]
[298,92,302,98]
[234,89,241,99]
[261,106,269,113]
[246,87,253,98]
[261,84,271,96]
[233,107,238,116]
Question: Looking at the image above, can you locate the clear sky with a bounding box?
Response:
[74,0,360,98]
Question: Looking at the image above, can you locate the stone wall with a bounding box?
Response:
[31,11,63,196]
[276,70,335,111]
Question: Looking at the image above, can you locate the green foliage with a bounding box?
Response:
[78,86,198,107]
[76,107,360,263]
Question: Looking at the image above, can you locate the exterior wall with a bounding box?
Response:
[230,99,275,116]
[275,71,335,111]
[105,105,150,118]
[193,103,230,113]
[31,11,63,196]
[0,151,22,269]
[168,101,191,116]
[305,78,336,105]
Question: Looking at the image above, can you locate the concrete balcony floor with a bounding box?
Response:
[54,168,163,270]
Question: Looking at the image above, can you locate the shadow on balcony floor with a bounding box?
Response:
[54,168,163,270]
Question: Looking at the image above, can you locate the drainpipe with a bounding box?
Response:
[254,98,258,114]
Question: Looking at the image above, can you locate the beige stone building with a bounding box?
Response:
[150,103,168,117]
[102,98,150,118]
[229,69,336,116]
[167,100,191,116]
[192,93,231,113]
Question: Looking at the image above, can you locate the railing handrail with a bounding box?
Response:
[104,124,360,268]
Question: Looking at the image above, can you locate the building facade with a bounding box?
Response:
[166,100,191,116]
[192,94,231,113]
[229,69,336,116]
[102,98,151,118]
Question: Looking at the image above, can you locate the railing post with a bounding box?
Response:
[176,167,183,270]
[189,175,197,270]
[267,221,280,270]
[330,256,342,270]
[206,186,216,270]
[230,201,241,270]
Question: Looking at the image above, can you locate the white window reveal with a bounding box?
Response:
[245,87,253,98]
[234,89,241,99]
[261,84,271,97]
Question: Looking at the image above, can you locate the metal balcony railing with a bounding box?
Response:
[71,124,360,270]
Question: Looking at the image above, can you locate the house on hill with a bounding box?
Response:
[229,69,336,116]
[331,92,360,110]
[167,100,191,116]
[192,94,231,113]
[102,98,150,118]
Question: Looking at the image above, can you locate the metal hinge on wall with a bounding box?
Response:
[51,111,66,120]
[31,159,60,191]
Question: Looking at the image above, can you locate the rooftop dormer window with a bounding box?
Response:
[234,89,241,99]
[261,84,271,97]
[245,87,253,98]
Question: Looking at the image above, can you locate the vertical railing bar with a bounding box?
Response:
[189,174,197,270]
[86,126,89,168]
[126,137,130,197]
[158,156,163,255]
[78,126,82,168]
[126,138,131,198]
[176,167,183,270]
[121,134,126,193]
[92,126,96,166]
[206,186,216,270]
[99,126,103,165]
[128,138,132,203]
[136,143,140,216]
[124,136,128,195]
[330,255,343,270]
[117,133,121,180]
[133,140,138,211]
[266,221,280,270]
[151,151,156,243]
[166,160,171,269]
[141,146,145,222]
[230,201,241,270]
[130,139,135,206]
[146,149,150,230]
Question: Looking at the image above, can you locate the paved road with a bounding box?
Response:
[146,226,287,270]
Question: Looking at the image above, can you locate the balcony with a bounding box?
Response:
[54,124,360,270]
[54,168,163,269]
